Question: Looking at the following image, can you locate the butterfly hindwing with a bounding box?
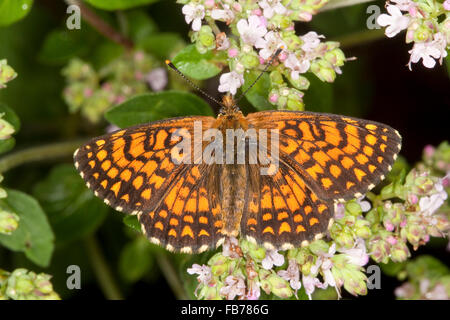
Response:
[138,163,224,253]
[247,110,402,201]
[242,161,333,250]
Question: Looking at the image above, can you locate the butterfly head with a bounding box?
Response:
[219,93,241,116]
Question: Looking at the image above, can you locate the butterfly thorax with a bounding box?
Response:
[214,95,250,237]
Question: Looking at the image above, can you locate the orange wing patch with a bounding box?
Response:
[247,110,401,201]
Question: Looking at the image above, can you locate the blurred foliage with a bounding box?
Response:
[0,0,447,300]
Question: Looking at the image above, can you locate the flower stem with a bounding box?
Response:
[64,0,134,50]
[0,140,85,173]
[155,252,189,300]
[84,236,124,300]
[321,0,377,12]
[334,29,386,48]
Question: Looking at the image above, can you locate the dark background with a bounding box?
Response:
[0,0,448,300]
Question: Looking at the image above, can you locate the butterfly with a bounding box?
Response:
[74,82,401,253]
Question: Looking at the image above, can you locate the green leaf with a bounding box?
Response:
[0,0,33,27]
[139,32,184,59]
[172,45,223,80]
[119,237,154,283]
[243,70,273,111]
[32,164,108,246]
[90,40,124,70]
[123,215,141,232]
[405,255,450,281]
[38,28,95,65]
[105,90,214,128]
[84,0,159,10]
[303,75,334,113]
[0,102,20,155]
[0,189,54,267]
[125,10,158,43]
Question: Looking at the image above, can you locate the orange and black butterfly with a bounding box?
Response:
[74,61,401,254]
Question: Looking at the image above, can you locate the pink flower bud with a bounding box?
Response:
[269,94,279,103]
[408,193,418,205]
[83,88,93,98]
[259,16,267,27]
[278,52,287,61]
[385,221,394,232]
[204,0,215,8]
[233,3,242,11]
[135,71,143,81]
[259,57,265,65]
[228,48,238,58]
[298,12,312,22]
[400,219,407,228]
[134,51,144,62]
[115,95,126,104]
[444,0,450,10]
[252,8,262,16]
[409,6,418,17]
[102,82,112,91]
[386,236,398,245]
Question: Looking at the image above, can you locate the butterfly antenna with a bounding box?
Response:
[165,60,226,108]
[234,47,283,105]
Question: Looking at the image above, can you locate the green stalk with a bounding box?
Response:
[321,0,377,12]
[0,140,85,173]
[84,236,124,300]
[155,252,189,300]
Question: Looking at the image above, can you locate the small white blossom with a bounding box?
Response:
[220,275,246,300]
[218,71,244,95]
[277,259,301,291]
[391,0,414,11]
[182,4,205,31]
[377,5,410,38]
[256,31,285,60]
[187,264,212,285]
[216,32,230,51]
[146,68,167,92]
[211,4,234,22]
[408,39,445,69]
[339,238,369,267]
[246,279,261,300]
[300,31,324,52]
[261,249,284,270]
[420,278,449,300]
[418,180,448,216]
[237,15,267,46]
[310,243,341,297]
[284,53,310,79]
[357,196,372,212]
[258,0,287,19]
[222,236,241,259]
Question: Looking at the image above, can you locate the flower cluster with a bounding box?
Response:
[0,59,17,89]
[394,255,450,300]
[0,268,60,300]
[179,0,346,110]
[0,208,19,235]
[0,113,15,141]
[62,51,167,123]
[377,0,449,69]
[187,142,449,300]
